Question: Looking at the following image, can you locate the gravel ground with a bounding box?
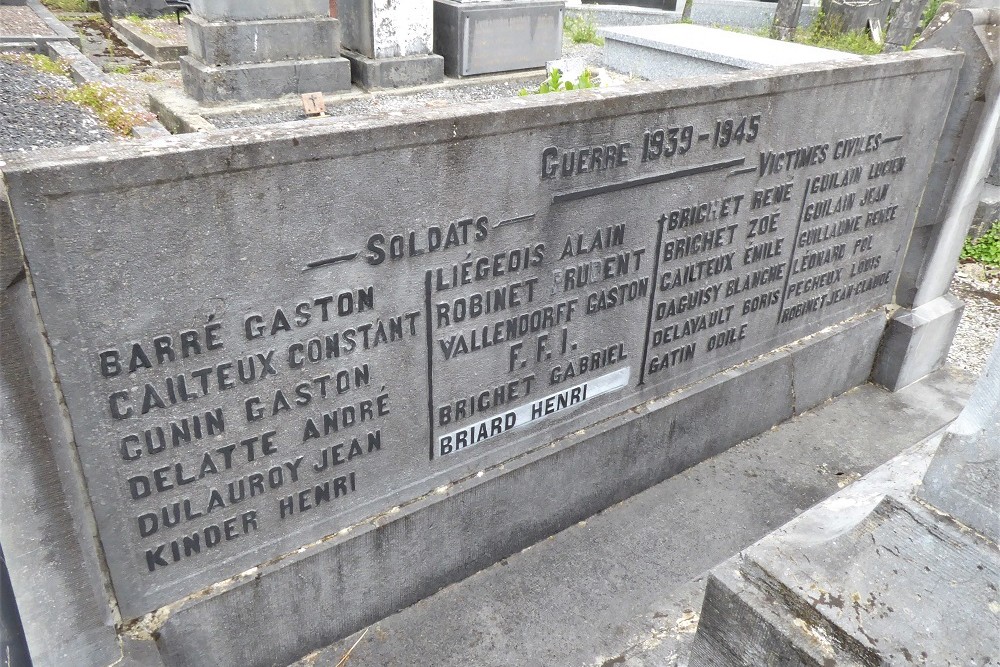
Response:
[948,263,1000,377]
[0,6,54,36]
[0,58,113,155]
[209,38,635,129]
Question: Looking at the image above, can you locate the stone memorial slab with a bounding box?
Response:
[1,50,961,644]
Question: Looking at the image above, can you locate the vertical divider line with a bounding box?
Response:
[638,214,666,386]
[774,184,813,323]
[425,270,436,460]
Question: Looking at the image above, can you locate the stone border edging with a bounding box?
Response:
[111,17,186,69]
[43,38,171,138]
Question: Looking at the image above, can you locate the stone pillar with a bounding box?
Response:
[180,0,352,104]
[433,0,565,77]
[337,0,444,89]
[872,8,999,391]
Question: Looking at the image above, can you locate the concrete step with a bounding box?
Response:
[292,367,972,667]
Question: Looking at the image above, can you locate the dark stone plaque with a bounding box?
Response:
[1,53,958,617]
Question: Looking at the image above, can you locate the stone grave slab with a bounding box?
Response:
[601,24,860,80]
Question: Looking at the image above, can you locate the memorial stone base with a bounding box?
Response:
[180,0,351,104]
[342,51,444,89]
[433,0,565,76]
[872,294,965,391]
[337,0,443,89]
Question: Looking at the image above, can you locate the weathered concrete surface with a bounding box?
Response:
[180,54,352,102]
[690,494,998,666]
[0,51,965,667]
[771,0,805,41]
[877,14,999,391]
[338,0,442,87]
[339,0,434,58]
[112,18,187,68]
[689,338,1000,667]
[292,367,972,666]
[821,0,891,33]
[190,0,330,22]
[569,1,819,32]
[0,0,81,49]
[99,0,166,20]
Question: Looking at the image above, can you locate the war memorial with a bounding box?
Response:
[0,0,997,665]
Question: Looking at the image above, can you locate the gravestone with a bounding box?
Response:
[433,0,565,76]
[0,51,963,667]
[337,0,443,88]
[180,0,352,103]
[821,0,891,33]
[882,0,928,51]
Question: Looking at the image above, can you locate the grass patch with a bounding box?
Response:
[108,63,132,75]
[962,222,1000,267]
[40,0,89,12]
[920,0,944,30]
[564,14,603,46]
[795,11,883,55]
[0,52,70,78]
[48,82,154,135]
[520,68,597,95]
